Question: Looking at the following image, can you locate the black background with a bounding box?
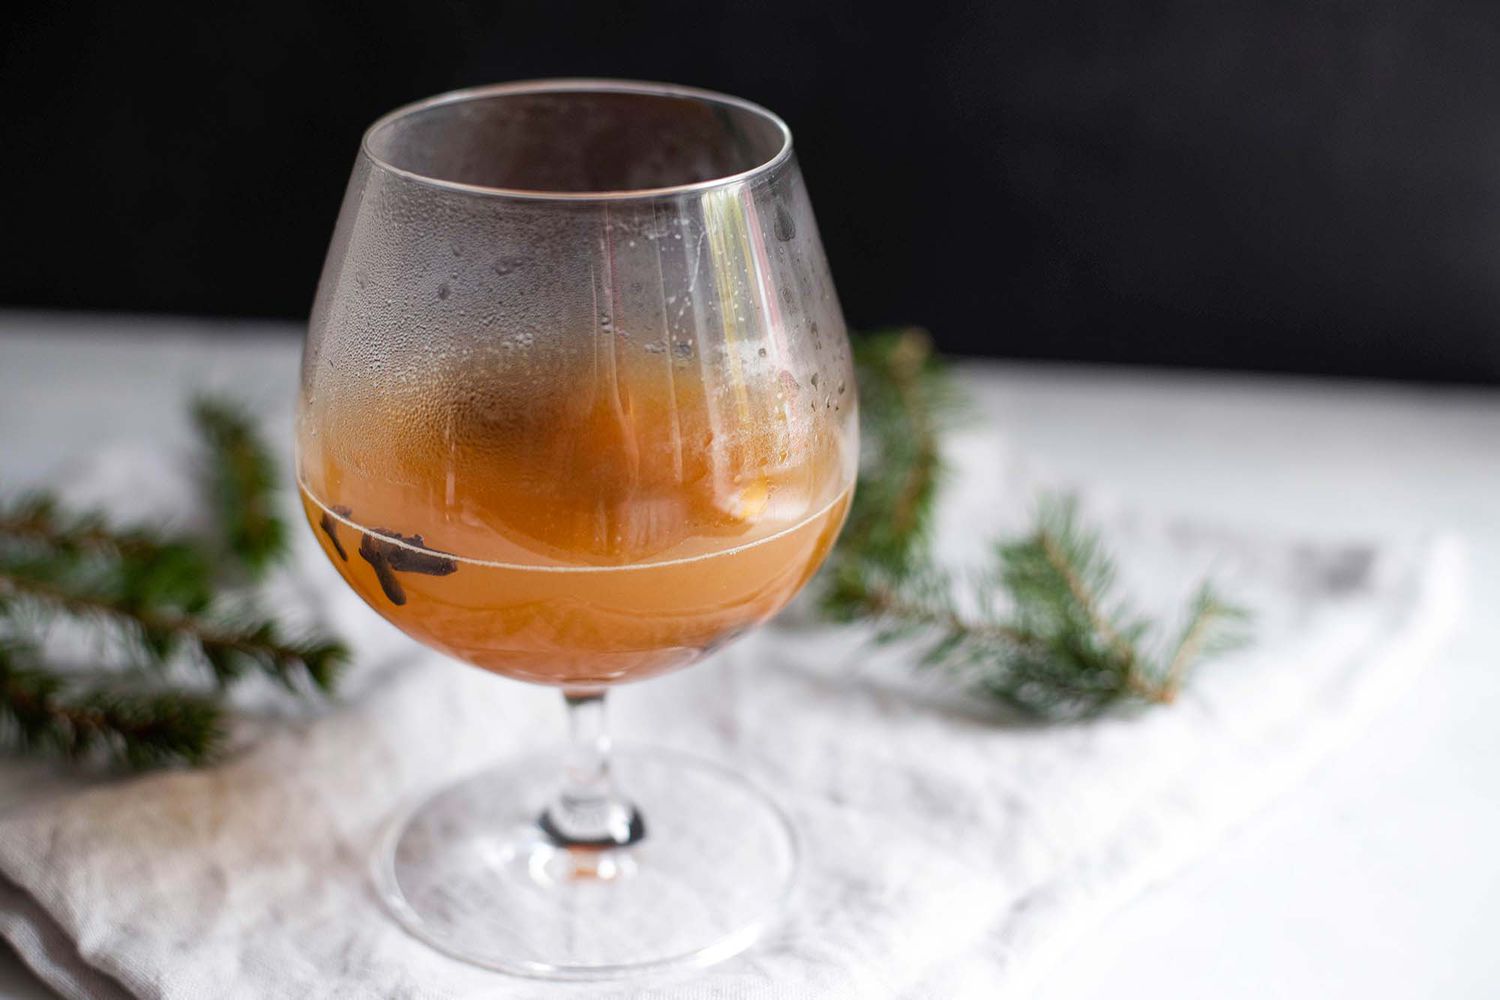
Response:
[6,1,1500,383]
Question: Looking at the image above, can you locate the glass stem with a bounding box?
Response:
[539,690,645,849]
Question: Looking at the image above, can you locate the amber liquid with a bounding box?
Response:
[298,354,852,686]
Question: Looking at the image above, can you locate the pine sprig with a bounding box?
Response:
[0,494,215,615]
[1159,581,1252,702]
[821,332,1251,719]
[0,644,224,768]
[0,494,184,561]
[189,617,345,693]
[192,396,288,579]
[836,329,963,577]
[0,397,345,768]
[0,570,344,694]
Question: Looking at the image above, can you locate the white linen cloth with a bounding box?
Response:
[0,432,1464,1000]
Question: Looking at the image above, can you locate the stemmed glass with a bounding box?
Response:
[296,80,856,978]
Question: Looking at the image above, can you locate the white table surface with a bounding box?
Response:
[0,310,1497,998]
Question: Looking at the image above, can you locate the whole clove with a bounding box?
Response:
[357,527,457,606]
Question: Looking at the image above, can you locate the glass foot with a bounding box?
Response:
[372,746,798,979]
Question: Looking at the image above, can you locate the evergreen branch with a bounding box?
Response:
[863,331,942,552]
[192,396,287,579]
[0,394,346,768]
[830,495,1249,718]
[1157,583,1252,702]
[1038,524,1133,664]
[0,494,172,559]
[828,564,1039,649]
[829,329,960,581]
[0,568,346,693]
[998,497,1160,704]
[820,333,1253,719]
[0,645,224,768]
[0,502,215,618]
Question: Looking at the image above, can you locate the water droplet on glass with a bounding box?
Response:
[773,202,797,242]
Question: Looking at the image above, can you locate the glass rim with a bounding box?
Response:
[360,78,795,202]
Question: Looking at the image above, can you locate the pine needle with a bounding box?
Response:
[820,331,1252,719]
[191,396,288,579]
[0,644,224,768]
[0,395,344,769]
[0,570,345,694]
[832,329,963,579]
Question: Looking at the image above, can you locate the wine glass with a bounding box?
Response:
[296,80,857,978]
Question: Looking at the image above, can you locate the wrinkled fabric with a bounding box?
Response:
[0,433,1463,999]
